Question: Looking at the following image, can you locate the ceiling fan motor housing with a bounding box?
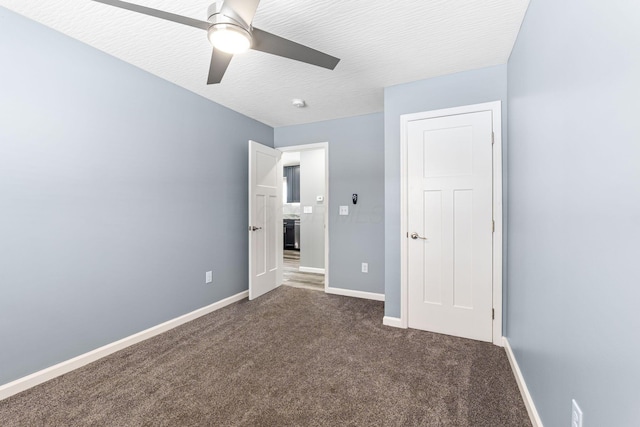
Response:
[207,2,250,31]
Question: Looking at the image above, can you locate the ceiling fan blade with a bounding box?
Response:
[251,28,340,70]
[220,0,261,27]
[92,0,210,31]
[207,48,233,84]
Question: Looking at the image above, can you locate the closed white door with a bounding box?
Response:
[407,111,493,342]
[248,140,283,300]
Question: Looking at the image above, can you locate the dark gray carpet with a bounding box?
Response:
[0,286,530,426]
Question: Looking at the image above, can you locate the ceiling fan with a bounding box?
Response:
[92,0,341,84]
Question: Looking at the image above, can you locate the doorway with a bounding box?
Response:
[279,143,329,292]
[400,102,503,345]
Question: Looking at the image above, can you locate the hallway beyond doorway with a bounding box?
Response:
[282,250,324,291]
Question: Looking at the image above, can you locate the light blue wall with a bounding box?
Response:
[507,1,640,425]
[299,149,326,270]
[274,114,385,295]
[383,65,508,318]
[0,8,273,385]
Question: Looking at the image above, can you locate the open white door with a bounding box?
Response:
[249,140,283,300]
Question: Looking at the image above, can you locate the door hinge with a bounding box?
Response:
[492,308,495,320]
[406,232,408,238]
[492,220,495,233]
[492,132,495,145]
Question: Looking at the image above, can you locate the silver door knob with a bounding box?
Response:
[249,226,262,231]
[410,232,427,240]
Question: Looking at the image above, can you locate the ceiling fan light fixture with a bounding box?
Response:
[208,24,251,54]
[93,0,340,85]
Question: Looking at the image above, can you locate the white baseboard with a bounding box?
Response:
[503,337,543,427]
[325,286,385,301]
[299,266,325,274]
[382,316,405,328]
[0,290,248,402]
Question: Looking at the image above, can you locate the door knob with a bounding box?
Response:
[410,232,427,240]
[249,226,262,231]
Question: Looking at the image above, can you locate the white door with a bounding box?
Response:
[248,140,283,300]
[407,111,493,342]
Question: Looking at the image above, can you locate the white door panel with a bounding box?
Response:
[407,111,493,342]
[249,141,282,300]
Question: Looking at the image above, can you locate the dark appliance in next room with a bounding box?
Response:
[284,219,300,250]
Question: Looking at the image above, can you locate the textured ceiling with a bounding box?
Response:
[0,0,529,127]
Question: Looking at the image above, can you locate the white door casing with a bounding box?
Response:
[248,140,283,300]
[400,101,503,345]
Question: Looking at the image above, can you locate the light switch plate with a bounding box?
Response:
[339,206,349,215]
[303,206,313,214]
[205,271,213,284]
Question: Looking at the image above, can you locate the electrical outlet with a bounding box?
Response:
[339,206,349,215]
[571,399,583,427]
[205,271,213,284]
[361,263,368,273]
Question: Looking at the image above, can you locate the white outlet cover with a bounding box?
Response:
[303,206,313,214]
[339,206,349,215]
[571,399,583,427]
[361,263,368,273]
[205,271,213,284]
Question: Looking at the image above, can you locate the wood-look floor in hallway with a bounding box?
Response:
[282,250,324,291]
